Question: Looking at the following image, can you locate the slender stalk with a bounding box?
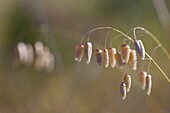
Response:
[146,53,170,83]
[80,27,133,43]
[81,26,170,84]
[133,28,138,40]
[147,44,161,73]
[104,31,110,48]
[133,27,170,83]
[135,27,170,61]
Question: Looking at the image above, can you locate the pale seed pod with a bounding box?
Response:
[145,74,152,96]
[123,74,132,92]
[115,52,124,67]
[134,40,145,60]
[35,41,45,71]
[35,41,44,57]
[84,42,92,64]
[138,40,145,60]
[138,71,147,90]
[120,44,131,63]
[103,48,109,68]
[95,48,103,65]
[120,81,127,100]
[44,47,55,73]
[26,43,34,66]
[108,48,116,68]
[17,42,28,64]
[129,49,137,70]
[75,44,84,62]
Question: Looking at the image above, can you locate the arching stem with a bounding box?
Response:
[134,27,170,61]
[80,27,133,43]
[133,27,170,83]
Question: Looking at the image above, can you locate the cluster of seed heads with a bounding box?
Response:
[74,27,159,100]
[139,71,152,96]
[120,72,152,100]
[14,41,55,73]
[120,74,131,100]
[75,43,139,70]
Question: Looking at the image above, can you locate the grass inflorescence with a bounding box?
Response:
[74,26,170,100]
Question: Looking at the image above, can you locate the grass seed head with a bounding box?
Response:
[120,81,127,100]
[123,74,132,92]
[120,44,131,63]
[84,42,92,64]
[103,48,109,68]
[17,42,28,64]
[95,48,103,65]
[115,51,125,67]
[146,74,152,96]
[134,40,145,60]
[129,49,137,70]
[138,40,145,60]
[139,71,147,90]
[75,44,84,62]
[108,48,116,68]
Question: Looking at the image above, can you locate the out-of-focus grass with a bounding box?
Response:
[0,0,170,113]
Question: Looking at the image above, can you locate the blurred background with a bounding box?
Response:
[0,0,170,113]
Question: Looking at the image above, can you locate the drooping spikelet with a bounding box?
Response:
[75,44,84,62]
[17,42,28,64]
[95,48,103,65]
[120,44,131,63]
[123,74,132,92]
[134,40,145,60]
[120,81,127,100]
[129,49,137,70]
[115,52,124,67]
[108,48,116,68]
[84,42,92,64]
[35,41,45,71]
[138,71,147,90]
[145,74,152,96]
[138,40,145,60]
[103,48,109,68]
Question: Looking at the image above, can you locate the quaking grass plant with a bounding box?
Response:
[74,26,170,100]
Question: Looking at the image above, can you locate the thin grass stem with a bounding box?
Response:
[133,27,170,83]
[80,27,133,43]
